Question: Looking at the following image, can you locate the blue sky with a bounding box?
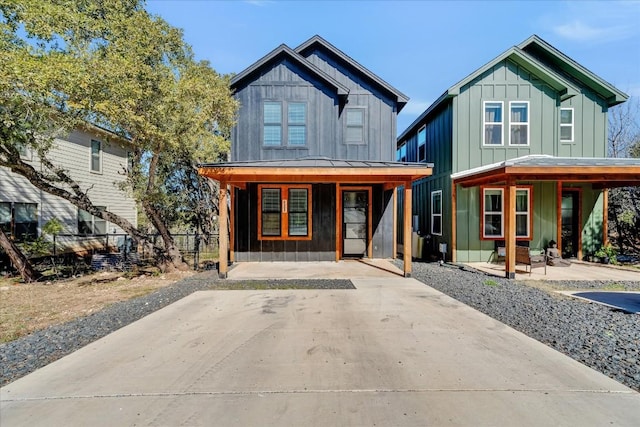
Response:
[146,0,640,133]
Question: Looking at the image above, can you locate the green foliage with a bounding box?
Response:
[594,244,618,264]
[483,279,499,287]
[19,218,66,257]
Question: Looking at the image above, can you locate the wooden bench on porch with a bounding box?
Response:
[515,246,546,275]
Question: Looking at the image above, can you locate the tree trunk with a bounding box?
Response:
[0,228,40,283]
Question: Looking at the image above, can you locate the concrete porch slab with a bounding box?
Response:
[226,259,404,280]
[466,260,640,281]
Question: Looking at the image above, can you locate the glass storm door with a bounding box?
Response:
[561,191,580,258]
[342,190,368,258]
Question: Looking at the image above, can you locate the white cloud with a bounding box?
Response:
[553,20,632,42]
[400,100,431,116]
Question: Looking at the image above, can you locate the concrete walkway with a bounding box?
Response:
[2,277,638,426]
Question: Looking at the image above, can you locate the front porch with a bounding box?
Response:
[466,260,640,281]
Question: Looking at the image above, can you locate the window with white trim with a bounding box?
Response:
[431,190,442,236]
[396,143,407,162]
[481,187,531,239]
[90,140,102,172]
[345,108,365,144]
[509,101,529,145]
[560,108,574,142]
[287,103,306,146]
[258,184,312,240]
[78,207,107,235]
[483,101,503,145]
[418,126,426,162]
[263,102,282,146]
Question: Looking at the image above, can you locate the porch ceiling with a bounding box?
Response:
[452,156,640,188]
[198,158,433,186]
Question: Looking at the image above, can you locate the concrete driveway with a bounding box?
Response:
[2,278,639,426]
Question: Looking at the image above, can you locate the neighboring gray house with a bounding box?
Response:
[0,125,137,242]
[397,35,640,278]
[199,35,432,277]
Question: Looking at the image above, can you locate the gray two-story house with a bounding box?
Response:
[199,36,431,277]
[397,35,640,278]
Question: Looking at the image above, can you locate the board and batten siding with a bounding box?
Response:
[232,53,398,163]
[0,129,137,235]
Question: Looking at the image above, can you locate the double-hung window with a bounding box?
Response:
[509,101,529,145]
[91,140,102,173]
[78,207,107,235]
[396,143,407,162]
[345,108,365,144]
[287,103,306,146]
[481,187,531,239]
[483,101,503,145]
[431,190,442,235]
[1,202,38,241]
[263,102,282,146]
[560,108,574,142]
[258,184,312,240]
[418,126,427,162]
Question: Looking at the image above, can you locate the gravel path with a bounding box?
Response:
[403,261,640,392]
[1,263,638,392]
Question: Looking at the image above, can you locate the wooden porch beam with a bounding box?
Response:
[403,182,412,277]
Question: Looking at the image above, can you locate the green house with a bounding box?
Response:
[397,35,640,277]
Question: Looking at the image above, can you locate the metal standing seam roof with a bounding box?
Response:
[199,157,434,169]
[451,155,640,180]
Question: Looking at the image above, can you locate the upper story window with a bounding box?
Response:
[509,101,529,146]
[287,103,306,146]
[1,202,38,241]
[345,107,365,144]
[483,101,503,146]
[560,108,574,142]
[396,143,407,162]
[91,140,102,173]
[263,102,282,146]
[418,126,427,162]
[258,184,312,240]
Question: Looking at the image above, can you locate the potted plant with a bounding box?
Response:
[594,244,617,264]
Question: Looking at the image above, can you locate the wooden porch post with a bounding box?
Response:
[229,186,235,263]
[335,183,341,262]
[403,181,412,277]
[603,188,609,247]
[392,187,397,260]
[218,181,228,279]
[505,180,516,279]
[556,181,562,251]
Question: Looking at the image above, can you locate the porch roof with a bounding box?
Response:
[198,157,433,187]
[451,155,640,188]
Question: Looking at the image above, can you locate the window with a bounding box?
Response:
[418,126,426,162]
[91,140,102,172]
[287,103,306,146]
[0,202,38,241]
[258,184,311,240]
[263,102,282,146]
[509,102,529,145]
[78,207,107,235]
[431,190,442,236]
[560,108,574,142]
[396,143,407,162]
[345,108,365,144]
[483,188,503,238]
[481,187,531,239]
[484,101,503,145]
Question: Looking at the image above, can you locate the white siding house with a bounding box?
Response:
[0,127,137,240]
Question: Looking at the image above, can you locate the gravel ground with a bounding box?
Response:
[0,272,353,387]
[403,261,640,392]
[1,263,638,392]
